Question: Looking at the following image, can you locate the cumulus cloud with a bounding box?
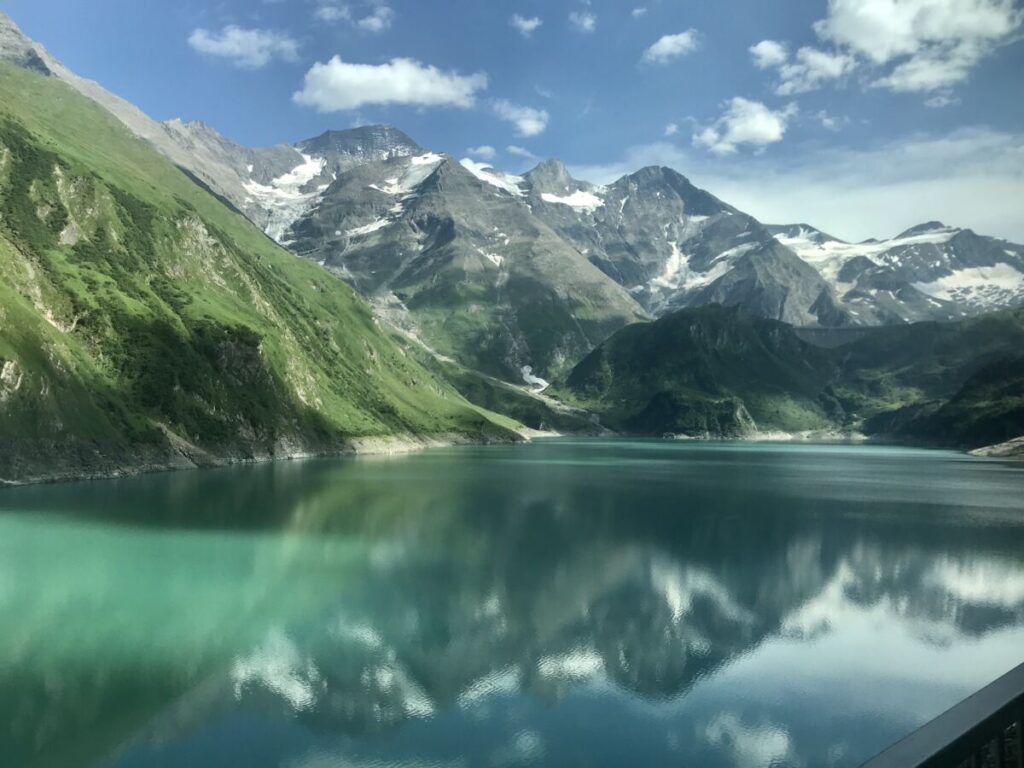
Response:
[749,40,788,69]
[293,57,487,111]
[665,122,679,137]
[569,11,597,33]
[507,145,539,160]
[510,15,543,37]
[693,98,798,155]
[571,127,1024,243]
[815,0,1022,65]
[758,0,1023,98]
[493,100,549,136]
[642,30,700,64]
[187,26,298,69]
[467,145,497,160]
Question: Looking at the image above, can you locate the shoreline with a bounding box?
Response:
[0,430,524,490]
[3,430,1020,490]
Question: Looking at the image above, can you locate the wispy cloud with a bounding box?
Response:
[507,145,539,160]
[187,26,298,69]
[493,100,549,136]
[510,15,543,38]
[467,145,497,160]
[569,11,597,33]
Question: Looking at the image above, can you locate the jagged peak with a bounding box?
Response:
[524,158,578,192]
[896,221,954,239]
[298,124,422,155]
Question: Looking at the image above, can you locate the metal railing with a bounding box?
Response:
[862,662,1024,768]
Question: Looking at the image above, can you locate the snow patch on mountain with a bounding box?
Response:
[367,153,444,196]
[243,153,329,242]
[774,225,960,266]
[913,264,1024,306]
[346,218,391,238]
[459,159,525,197]
[540,190,604,212]
[651,242,752,292]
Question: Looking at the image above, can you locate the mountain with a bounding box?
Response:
[560,304,1024,445]
[769,222,1024,324]
[0,61,518,484]
[283,152,647,381]
[524,162,849,327]
[4,10,1022,395]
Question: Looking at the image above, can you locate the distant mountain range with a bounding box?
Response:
[4,11,1022,388]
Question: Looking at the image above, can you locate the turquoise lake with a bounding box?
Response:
[1,439,1023,767]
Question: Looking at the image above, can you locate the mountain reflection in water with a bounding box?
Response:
[1,440,1022,768]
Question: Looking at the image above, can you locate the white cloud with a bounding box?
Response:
[815,0,1022,65]
[753,0,1024,97]
[776,47,856,95]
[693,98,798,155]
[356,5,394,33]
[467,145,497,160]
[665,122,679,137]
[632,7,648,18]
[925,93,961,108]
[294,57,487,111]
[871,45,976,92]
[816,110,846,130]
[750,40,854,95]
[569,11,597,33]
[314,3,350,23]
[749,40,788,69]
[507,145,539,160]
[187,26,298,69]
[493,100,549,136]
[642,30,700,64]
[571,127,1024,243]
[510,15,543,37]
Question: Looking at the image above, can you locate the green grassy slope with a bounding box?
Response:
[559,304,1024,445]
[560,305,841,436]
[0,63,516,483]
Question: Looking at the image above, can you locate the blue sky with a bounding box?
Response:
[6,0,1024,241]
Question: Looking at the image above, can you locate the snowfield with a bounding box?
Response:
[243,153,330,242]
[459,159,525,197]
[913,264,1024,305]
[540,190,604,212]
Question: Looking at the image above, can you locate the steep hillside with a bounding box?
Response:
[561,304,1024,444]
[561,306,841,436]
[0,63,516,484]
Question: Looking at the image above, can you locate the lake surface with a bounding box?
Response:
[1,439,1023,768]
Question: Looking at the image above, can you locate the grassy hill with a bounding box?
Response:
[0,63,517,484]
[559,304,1024,446]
